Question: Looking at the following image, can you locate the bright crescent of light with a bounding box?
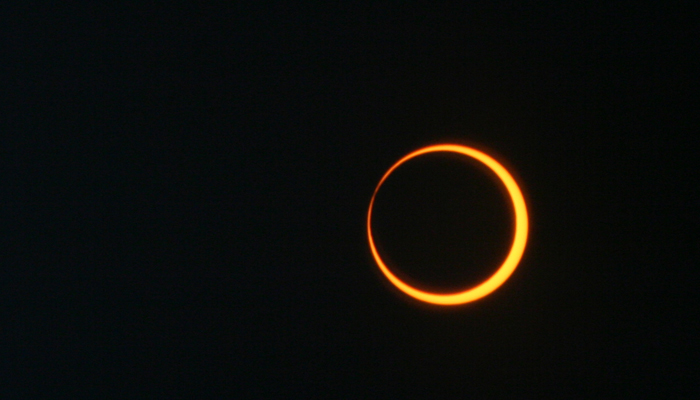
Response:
[367,144,529,305]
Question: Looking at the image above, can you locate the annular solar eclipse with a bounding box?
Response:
[367,144,529,305]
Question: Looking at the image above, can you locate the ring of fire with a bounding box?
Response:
[367,144,529,305]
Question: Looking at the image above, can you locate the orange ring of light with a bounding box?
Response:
[367,144,529,305]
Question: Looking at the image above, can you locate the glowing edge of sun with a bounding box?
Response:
[367,144,529,305]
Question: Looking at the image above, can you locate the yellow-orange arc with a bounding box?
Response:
[367,144,529,305]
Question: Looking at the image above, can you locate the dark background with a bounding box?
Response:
[1,2,697,398]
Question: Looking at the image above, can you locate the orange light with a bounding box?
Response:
[367,144,529,305]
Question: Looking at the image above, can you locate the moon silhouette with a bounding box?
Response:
[367,144,529,305]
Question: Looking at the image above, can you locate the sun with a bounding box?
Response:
[367,144,529,305]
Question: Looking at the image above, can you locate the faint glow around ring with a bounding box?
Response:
[367,144,529,305]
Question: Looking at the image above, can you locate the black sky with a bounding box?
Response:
[1,2,697,398]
